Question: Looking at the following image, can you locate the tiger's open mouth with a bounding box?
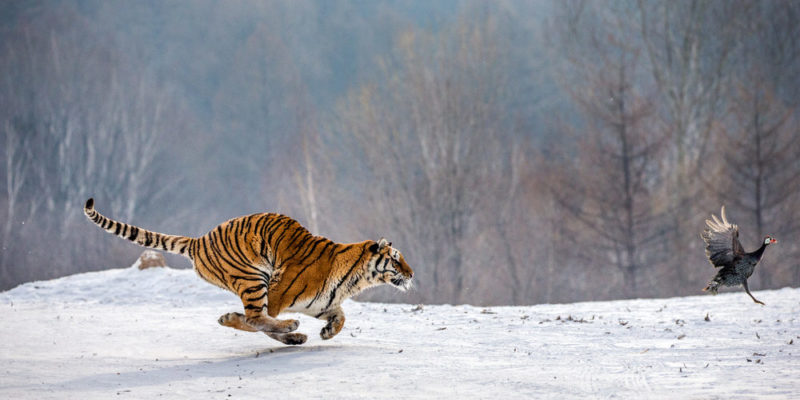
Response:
[391,277,412,291]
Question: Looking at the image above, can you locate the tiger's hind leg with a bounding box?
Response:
[218,312,307,345]
[236,282,299,333]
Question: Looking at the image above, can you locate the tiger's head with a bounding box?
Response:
[368,238,413,291]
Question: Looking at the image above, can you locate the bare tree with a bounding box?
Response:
[549,3,666,298]
[701,0,800,289]
[0,6,188,288]
[712,84,799,288]
[332,15,518,304]
[636,0,746,289]
[1,123,32,277]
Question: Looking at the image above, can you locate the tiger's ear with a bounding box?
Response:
[377,238,390,250]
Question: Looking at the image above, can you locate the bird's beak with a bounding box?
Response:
[772,238,778,244]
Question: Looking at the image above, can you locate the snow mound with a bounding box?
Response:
[1,265,235,306]
[1,267,798,399]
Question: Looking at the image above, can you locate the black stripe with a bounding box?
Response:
[289,284,308,308]
[271,220,296,249]
[242,215,254,232]
[203,246,231,284]
[258,217,276,264]
[334,244,353,256]
[127,226,139,241]
[227,225,254,267]
[260,240,269,261]
[315,241,335,264]
[246,291,268,302]
[280,262,315,298]
[266,218,292,251]
[348,276,361,290]
[272,226,292,250]
[263,214,284,233]
[230,274,264,282]
[292,237,322,264]
[114,223,122,236]
[197,238,226,284]
[260,215,278,239]
[144,231,153,247]
[288,235,313,260]
[261,214,283,240]
[308,242,342,304]
[243,284,267,294]
[235,219,245,239]
[208,228,253,273]
[283,227,307,250]
[254,215,268,239]
[324,246,367,309]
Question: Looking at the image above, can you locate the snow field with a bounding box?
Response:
[1,266,798,399]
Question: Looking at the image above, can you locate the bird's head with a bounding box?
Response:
[764,235,777,246]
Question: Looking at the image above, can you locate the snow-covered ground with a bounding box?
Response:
[1,265,798,399]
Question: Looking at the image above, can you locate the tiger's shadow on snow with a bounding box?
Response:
[55,343,374,392]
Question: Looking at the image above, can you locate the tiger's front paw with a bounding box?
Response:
[218,312,258,332]
[218,313,233,326]
[320,323,342,340]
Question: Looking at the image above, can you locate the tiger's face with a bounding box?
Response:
[369,238,414,291]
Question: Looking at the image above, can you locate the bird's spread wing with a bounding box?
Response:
[701,206,744,268]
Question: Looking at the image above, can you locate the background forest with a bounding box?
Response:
[1,0,798,305]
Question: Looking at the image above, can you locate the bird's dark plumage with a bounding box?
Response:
[700,206,775,305]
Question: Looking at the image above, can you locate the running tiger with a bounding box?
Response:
[83,198,413,345]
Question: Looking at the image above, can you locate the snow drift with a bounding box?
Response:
[1,265,798,399]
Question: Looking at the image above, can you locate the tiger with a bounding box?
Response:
[83,198,413,345]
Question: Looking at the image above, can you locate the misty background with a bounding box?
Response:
[1,0,798,305]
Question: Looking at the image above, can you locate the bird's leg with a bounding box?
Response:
[742,280,765,305]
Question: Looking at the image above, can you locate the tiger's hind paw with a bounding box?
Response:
[277,332,307,345]
[265,331,307,345]
[268,318,299,333]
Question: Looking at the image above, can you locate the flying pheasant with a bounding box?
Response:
[701,206,776,305]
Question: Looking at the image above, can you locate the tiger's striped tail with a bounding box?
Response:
[83,198,194,258]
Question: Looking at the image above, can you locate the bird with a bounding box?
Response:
[700,206,776,305]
